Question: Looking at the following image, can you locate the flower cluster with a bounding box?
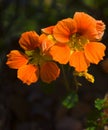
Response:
[6,32,60,85]
[6,12,106,85]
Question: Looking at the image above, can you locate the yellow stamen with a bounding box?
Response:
[25,48,51,66]
[68,33,89,51]
[74,70,95,83]
[47,35,54,40]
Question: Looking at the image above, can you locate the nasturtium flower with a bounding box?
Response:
[6,31,60,85]
[42,12,106,72]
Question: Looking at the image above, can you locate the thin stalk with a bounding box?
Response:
[61,65,70,92]
[73,72,82,92]
[73,74,79,91]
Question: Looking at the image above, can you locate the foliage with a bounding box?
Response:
[62,91,79,109]
[86,96,108,130]
[95,98,105,111]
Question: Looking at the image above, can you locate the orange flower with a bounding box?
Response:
[44,12,106,72]
[6,31,60,85]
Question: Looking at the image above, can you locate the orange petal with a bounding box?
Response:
[19,31,40,50]
[40,62,60,83]
[6,50,28,69]
[69,51,90,72]
[73,12,99,40]
[41,26,55,34]
[96,20,106,40]
[39,34,47,42]
[84,42,106,64]
[53,18,77,43]
[39,34,55,52]
[18,64,39,85]
[49,44,70,64]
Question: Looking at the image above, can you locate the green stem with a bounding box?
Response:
[61,65,70,92]
[73,74,79,91]
[73,71,82,92]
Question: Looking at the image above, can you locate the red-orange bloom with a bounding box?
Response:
[6,31,60,85]
[46,12,106,72]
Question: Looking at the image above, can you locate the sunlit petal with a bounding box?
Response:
[53,18,77,43]
[39,34,55,52]
[6,50,28,69]
[18,64,39,85]
[96,20,106,40]
[73,12,98,40]
[49,44,70,64]
[19,31,40,50]
[69,51,90,72]
[84,42,106,64]
[41,26,55,34]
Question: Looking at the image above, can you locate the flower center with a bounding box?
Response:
[25,48,51,66]
[68,33,89,51]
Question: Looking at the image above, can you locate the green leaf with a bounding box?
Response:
[62,91,78,109]
[95,98,105,110]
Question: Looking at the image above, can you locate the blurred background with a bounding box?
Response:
[0,0,108,130]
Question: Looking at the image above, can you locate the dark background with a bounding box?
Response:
[0,0,108,129]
